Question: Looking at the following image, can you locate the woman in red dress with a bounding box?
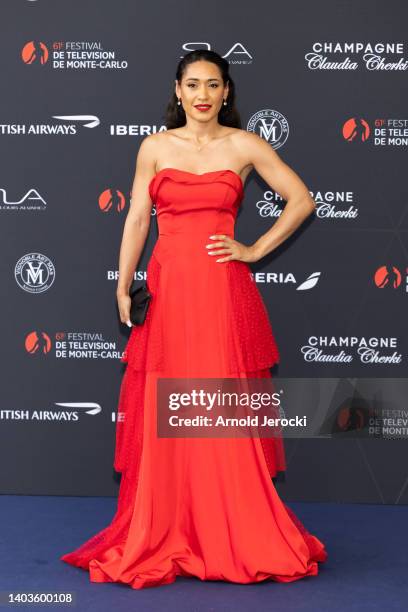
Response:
[61,49,327,589]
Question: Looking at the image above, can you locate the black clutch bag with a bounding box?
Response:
[129,281,152,325]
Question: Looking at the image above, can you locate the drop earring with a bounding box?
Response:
[177,98,181,105]
[223,99,227,105]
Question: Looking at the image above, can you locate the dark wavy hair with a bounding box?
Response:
[164,50,241,129]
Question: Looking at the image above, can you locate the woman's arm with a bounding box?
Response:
[116,135,157,325]
[208,131,316,264]
[242,131,316,261]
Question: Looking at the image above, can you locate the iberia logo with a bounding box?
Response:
[342,118,370,142]
[21,41,49,65]
[374,266,402,289]
[25,331,52,354]
[99,189,126,212]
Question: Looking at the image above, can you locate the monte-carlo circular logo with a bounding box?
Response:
[21,41,49,65]
[99,189,126,212]
[15,252,55,293]
[25,331,52,355]
[342,118,370,142]
[374,265,402,289]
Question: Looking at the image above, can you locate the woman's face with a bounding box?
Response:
[175,60,229,123]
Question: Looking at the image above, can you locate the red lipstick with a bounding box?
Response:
[194,104,211,112]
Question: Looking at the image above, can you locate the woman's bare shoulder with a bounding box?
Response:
[140,127,253,159]
[231,129,276,163]
[230,127,260,144]
[138,131,170,160]
[228,127,260,151]
[143,129,183,150]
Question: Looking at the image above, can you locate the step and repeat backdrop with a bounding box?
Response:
[1,0,407,503]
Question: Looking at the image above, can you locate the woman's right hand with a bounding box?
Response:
[117,292,133,327]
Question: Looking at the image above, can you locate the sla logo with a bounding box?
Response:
[247,109,289,149]
[99,189,126,212]
[181,42,253,64]
[374,266,402,289]
[25,331,52,354]
[342,118,370,142]
[0,188,46,211]
[15,252,55,293]
[21,41,49,65]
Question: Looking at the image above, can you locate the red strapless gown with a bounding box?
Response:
[60,168,327,588]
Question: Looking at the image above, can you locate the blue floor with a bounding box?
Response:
[1,495,407,611]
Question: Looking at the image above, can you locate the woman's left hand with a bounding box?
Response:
[205,234,259,264]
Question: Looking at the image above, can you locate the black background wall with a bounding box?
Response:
[1,0,407,504]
